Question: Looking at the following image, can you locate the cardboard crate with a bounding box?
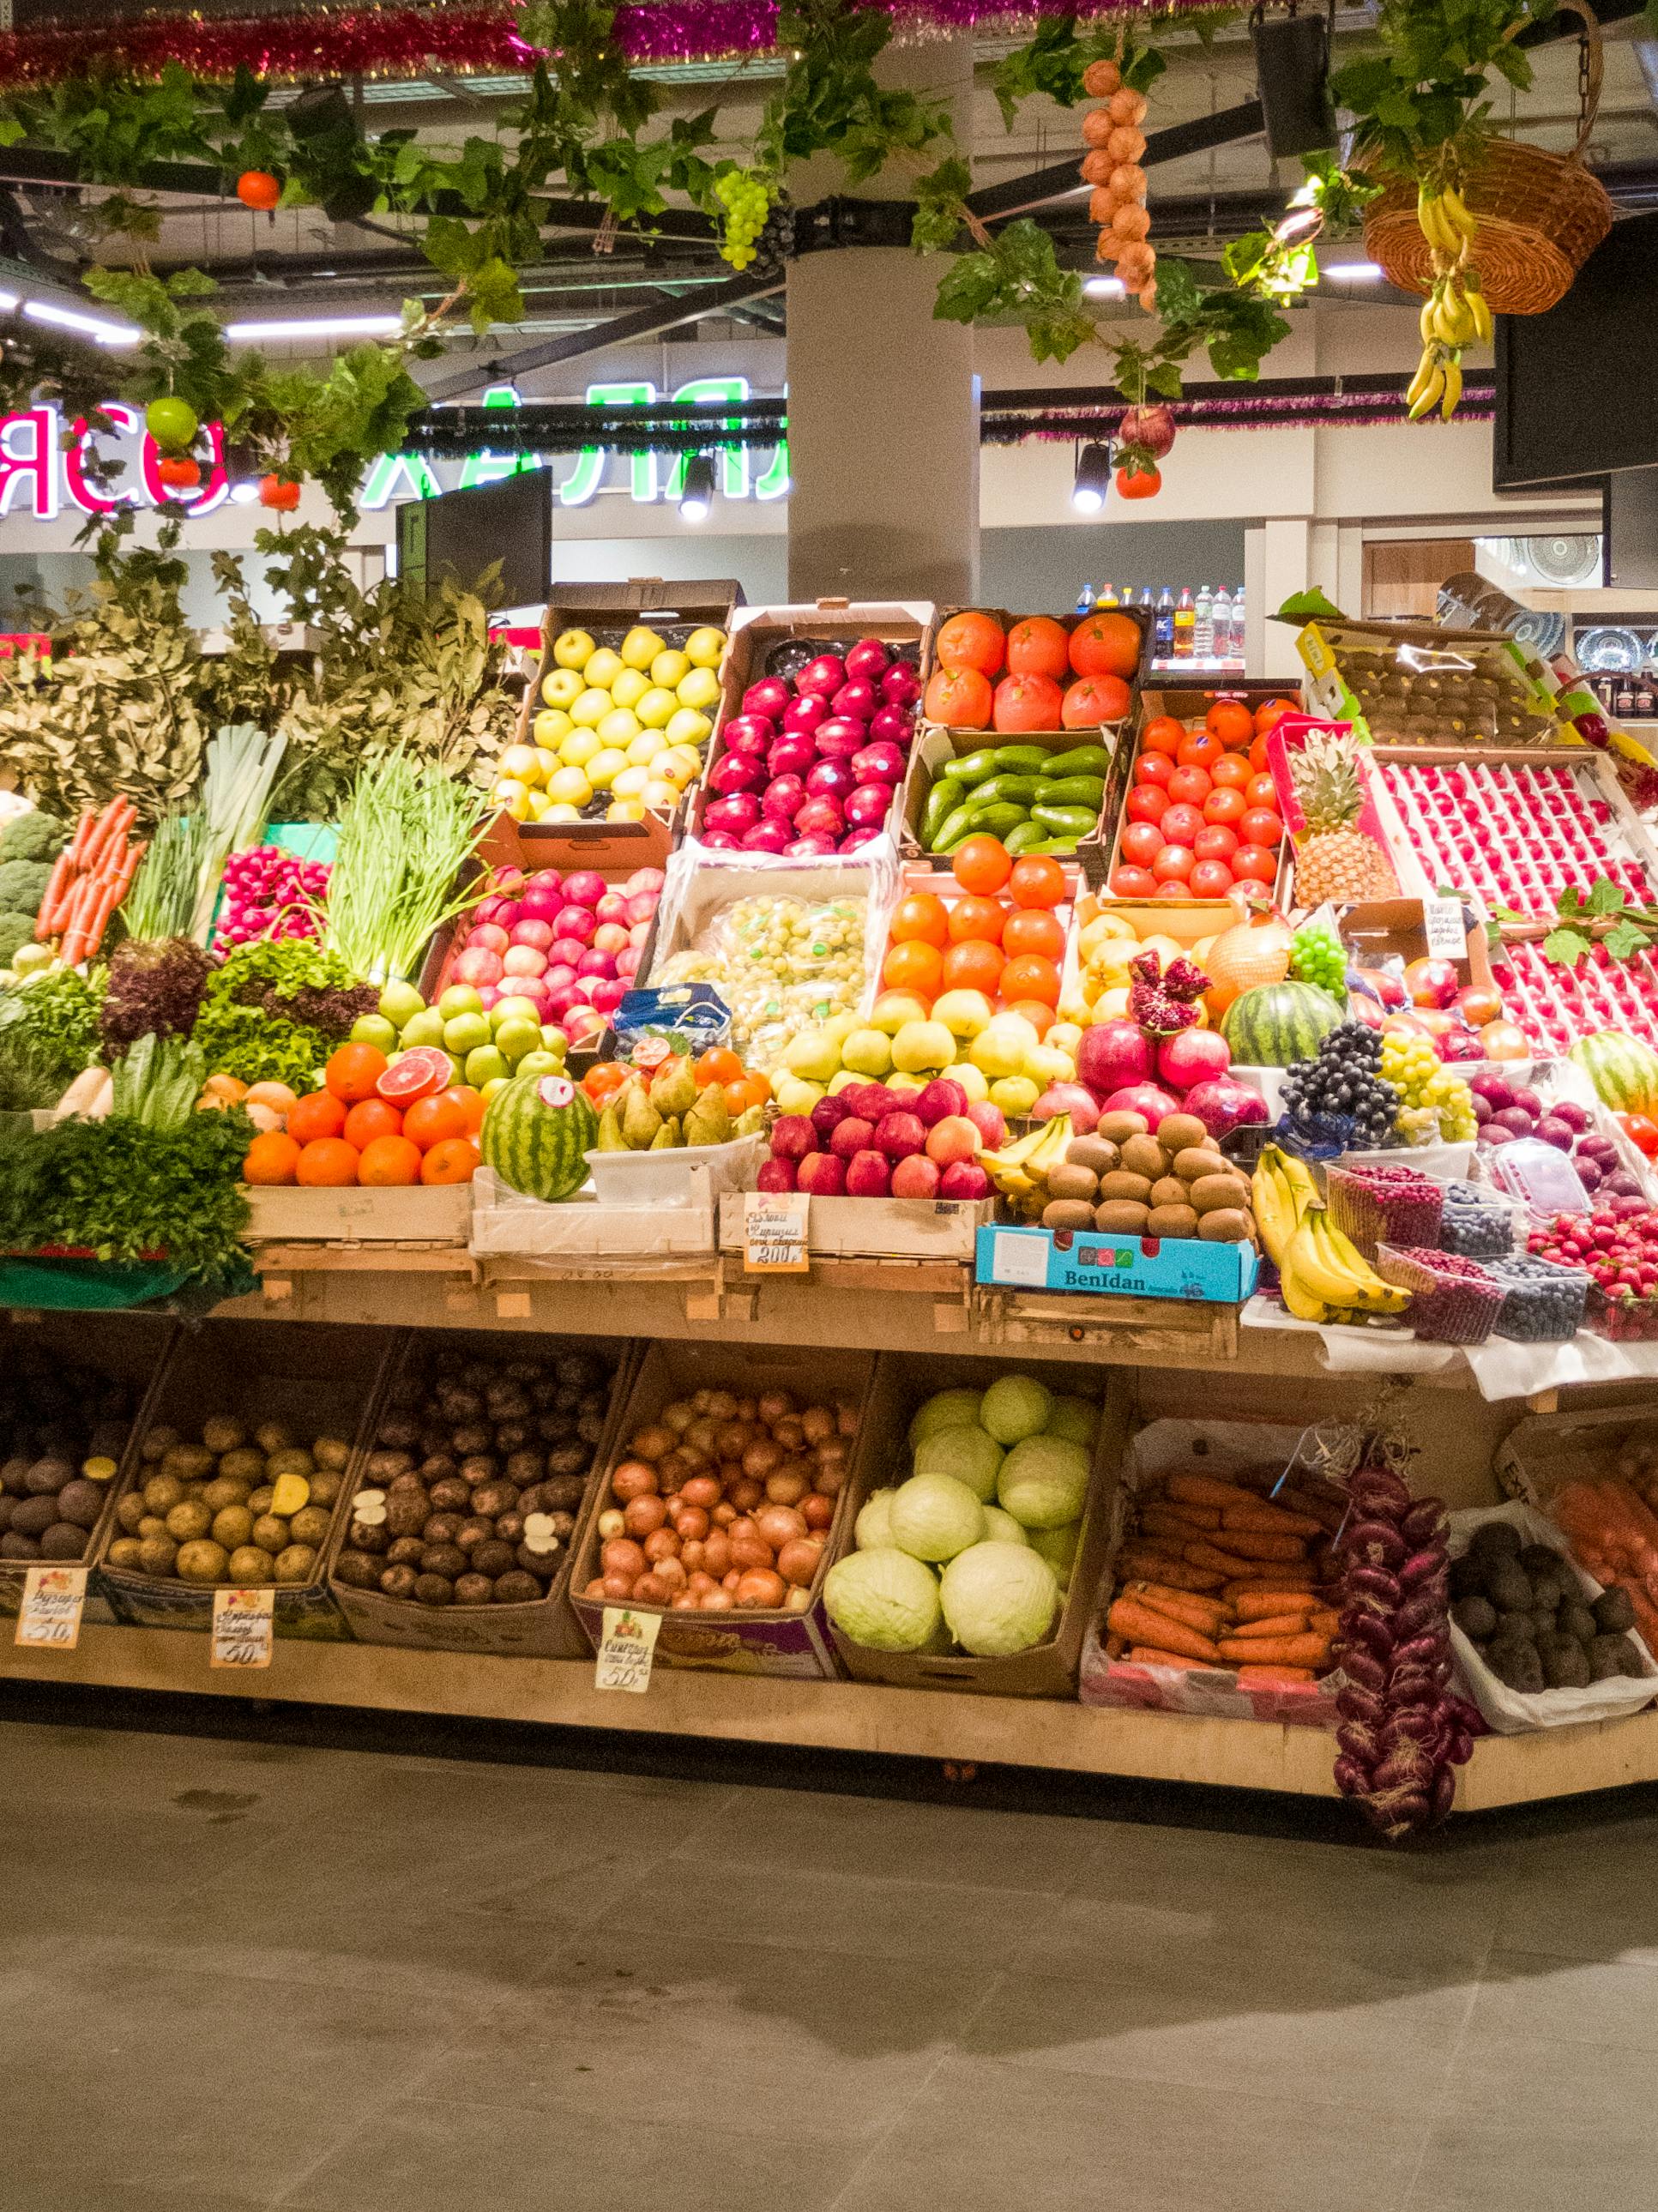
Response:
[0,1311,177,1625]
[243,1184,473,1249]
[324,1329,642,1661]
[718,1190,993,1263]
[685,599,931,853]
[1296,618,1567,748]
[976,1221,1260,1304]
[1096,684,1291,907]
[568,1339,882,1678]
[94,1319,396,1636]
[898,723,1121,878]
[825,1358,1130,1697]
[470,1166,723,1268]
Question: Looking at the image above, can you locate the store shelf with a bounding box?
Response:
[4,1624,1653,1812]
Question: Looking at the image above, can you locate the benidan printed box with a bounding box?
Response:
[975,1223,1260,1304]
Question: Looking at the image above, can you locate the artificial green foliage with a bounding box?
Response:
[0,1109,252,1278]
[1331,0,1555,183]
[934,220,1096,365]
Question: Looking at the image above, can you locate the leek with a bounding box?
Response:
[190,723,286,943]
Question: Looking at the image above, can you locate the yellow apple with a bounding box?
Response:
[641,778,681,811]
[784,1028,842,1083]
[625,730,665,767]
[560,726,600,767]
[584,646,624,691]
[541,666,583,709]
[656,744,703,787]
[546,766,593,807]
[1048,1022,1083,1060]
[533,706,574,744]
[870,989,930,1036]
[542,800,582,823]
[620,624,665,671]
[684,625,726,668]
[612,764,650,799]
[969,1014,1040,1081]
[665,707,712,750]
[839,1028,893,1076]
[597,707,641,748]
[551,629,593,671]
[498,742,540,786]
[606,797,647,822]
[570,687,611,728]
[533,747,561,782]
[773,1075,824,1116]
[989,1076,1041,1115]
[610,666,649,710]
[891,1020,956,1074]
[493,777,532,821]
[951,1060,990,1102]
[636,685,677,730]
[586,747,629,791]
[932,988,994,1040]
[650,648,690,690]
[675,666,721,712]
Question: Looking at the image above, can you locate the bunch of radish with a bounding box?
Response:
[1332,1457,1479,1838]
[1080,57,1155,306]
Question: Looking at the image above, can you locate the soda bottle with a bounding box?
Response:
[1193,585,1215,659]
[1173,587,1196,660]
[1154,586,1175,658]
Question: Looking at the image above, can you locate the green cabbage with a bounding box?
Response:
[980,1504,1028,1546]
[1027,1518,1082,1588]
[913,1422,1004,1502]
[854,1488,897,1551]
[889,1471,986,1562]
[824,1547,942,1651]
[939,1541,1058,1655]
[907,1387,986,1453]
[998,1434,1091,1529]
[980,1373,1054,1444]
[1046,1394,1099,1448]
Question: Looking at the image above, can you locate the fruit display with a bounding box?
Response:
[1280,726,1397,903]
[210,844,329,952]
[997,1106,1255,1244]
[105,1413,349,1588]
[878,848,1071,1034]
[924,607,1143,735]
[1251,1147,1411,1325]
[825,1377,1096,1657]
[1437,1180,1517,1259]
[1080,57,1157,312]
[914,740,1109,859]
[654,889,869,1070]
[1526,1204,1658,1340]
[763,1074,992,1202]
[1372,1245,1506,1344]
[1111,696,1288,901]
[333,1341,615,1610]
[1302,629,1556,746]
[1326,1161,1444,1257]
[1470,1070,1648,1201]
[494,621,727,824]
[590,1046,766,1155]
[1450,1519,1646,1694]
[1483,1254,1589,1342]
[434,863,664,1051]
[700,633,920,855]
[1570,1028,1658,1119]
[0,1358,135,1565]
[581,1379,859,1613]
[1267,1018,1476,1150]
[1223,982,1346,1072]
[239,1040,485,1191]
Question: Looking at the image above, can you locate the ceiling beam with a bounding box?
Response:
[962,99,1267,224]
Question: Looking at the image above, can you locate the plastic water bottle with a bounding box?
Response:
[1193,585,1215,660]
[1211,587,1232,664]
[1074,582,1095,615]
[1155,586,1175,657]
[1228,588,1246,663]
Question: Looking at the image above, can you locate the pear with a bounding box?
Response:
[733,1104,766,1138]
[648,1116,683,1149]
[594,1102,629,1153]
[648,1058,697,1119]
[684,1087,730,1148]
[620,1084,663,1150]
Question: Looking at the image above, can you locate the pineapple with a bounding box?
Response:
[1287,729,1394,903]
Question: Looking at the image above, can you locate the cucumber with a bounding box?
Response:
[951,749,1000,785]
[1042,744,1112,778]
[969,802,1029,837]
[966,774,1046,809]
[1032,803,1099,837]
[991,744,1053,772]
[1034,775,1105,808]
[921,778,962,843]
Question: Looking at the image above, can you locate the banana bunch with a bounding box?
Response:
[1281,1209,1410,1326]
[1407,341,1464,423]
[1417,183,1477,260]
[982,1113,1072,1214]
[1419,271,1490,350]
[1404,184,1491,423]
[1251,1145,1320,1269]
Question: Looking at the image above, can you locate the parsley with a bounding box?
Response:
[0,1111,251,1279]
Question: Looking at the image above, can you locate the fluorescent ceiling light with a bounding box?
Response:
[1323,262,1385,281]
[224,313,402,341]
[21,298,139,346]
[1083,275,1125,298]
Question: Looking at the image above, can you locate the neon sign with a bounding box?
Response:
[0,403,233,520]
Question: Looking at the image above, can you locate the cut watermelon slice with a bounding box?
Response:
[377,1046,454,1103]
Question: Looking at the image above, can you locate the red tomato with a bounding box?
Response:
[1167,765,1212,807]
[1619,1112,1658,1159]
[1135,750,1175,789]
[1110,865,1158,899]
[1126,784,1170,823]
[1159,803,1204,847]
[1203,787,1245,827]
[1151,845,1195,883]
[1232,844,1278,884]
[1120,820,1165,867]
[1245,773,1279,811]
[1248,733,1271,774]
[1139,716,1185,758]
[1239,806,1284,848]
[1193,823,1239,861]
[1189,859,1235,898]
[1176,731,1222,770]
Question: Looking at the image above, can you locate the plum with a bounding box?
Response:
[1534,1116,1577,1151]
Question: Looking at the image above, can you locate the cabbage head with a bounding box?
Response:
[907,1387,985,1452]
[998,1434,1090,1529]
[889,1471,986,1561]
[913,1422,1003,1502]
[1027,1518,1082,1588]
[855,1488,897,1551]
[824,1548,941,1651]
[980,1373,1055,1444]
[1046,1394,1099,1448]
[980,1504,1028,1547]
[939,1541,1058,1655]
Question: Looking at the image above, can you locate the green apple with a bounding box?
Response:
[827,1069,864,1095]
[494,1017,543,1064]
[514,1049,566,1078]
[350,1013,397,1053]
[952,1060,990,1103]
[399,1009,448,1050]
[491,995,543,1032]
[675,665,721,712]
[539,1025,569,1055]
[783,1027,842,1084]
[890,1019,956,1075]
[438,982,485,1021]
[773,1074,824,1116]
[840,1027,893,1077]
[969,1014,1040,1081]
[823,1010,862,1046]
[869,989,930,1037]
[932,988,994,1041]
[443,1010,492,1056]
[465,1044,510,1088]
[1026,1043,1076,1088]
[378,979,426,1029]
[479,1076,512,1105]
[989,1074,1041,1115]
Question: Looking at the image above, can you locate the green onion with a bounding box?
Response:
[190,723,286,943]
[322,750,491,984]
[122,810,208,943]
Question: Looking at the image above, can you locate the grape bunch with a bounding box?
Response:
[714,169,771,270]
[1379,1033,1477,1144]
[1281,1022,1400,1148]
[1289,919,1346,996]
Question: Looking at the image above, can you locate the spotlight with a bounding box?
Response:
[1072,441,1112,515]
[1251,12,1336,160]
[679,451,715,522]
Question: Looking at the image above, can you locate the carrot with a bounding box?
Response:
[1232,1588,1317,1621]
[1126,1645,1213,1671]
[1122,1581,1230,1636]
[1221,1499,1326,1538]
[1106,1598,1221,1662]
[81,877,124,959]
[1229,1612,1312,1641]
[76,798,124,872]
[1236,1664,1315,1685]
[1185,1540,1281,1579]
[1309,1608,1341,1638]
[1210,1527,1309,1564]
[1141,1502,1222,1539]
[1221,1576,1318,1604]
[1167,1473,1262,1511]
[1118,1550,1226,1592]
[33,849,75,940]
[63,807,96,869]
[1215,1631,1329,1667]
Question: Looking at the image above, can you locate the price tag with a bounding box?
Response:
[15,1565,87,1649]
[595,1606,661,1693]
[1422,897,1468,961]
[210,1587,274,1669]
[743,1189,810,1274]
[990,1229,1051,1288]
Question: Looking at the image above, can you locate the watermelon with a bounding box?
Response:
[1221,980,1344,1067]
[1570,1028,1658,1118]
[480,1071,596,1201]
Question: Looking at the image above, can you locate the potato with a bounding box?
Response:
[1094,1200,1149,1233]
[1190,1173,1251,1214]
[115,1492,148,1535]
[1146,1204,1199,1239]
[274,1545,317,1585]
[143,1473,185,1516]
[1043,1198,1097,1232]
[107,1537,143,1571]
[136,1535,178,1577]
[1156,1112,1209,1154]
[211,1505,255,1552]
[1046,1163,1100,1204]
[1098,1170,1153,1203]
[334,1549,382,1590]
[227,1544,277,1583]
[175,1539,231,1585]
[251,1513,291,1555]
[288,1505,333,1550]
[165,1498,213,1543]
[1095,1111,1149,1145]
[379,1563,419,1600]
[1119,1135,1169,1182]
[413,1573,455,1606]
[1197,1208,1251,1242]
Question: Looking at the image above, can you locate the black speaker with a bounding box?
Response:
[1251,13,1337,160]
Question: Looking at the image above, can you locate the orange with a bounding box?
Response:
[1002,909,1065,963]
[343,1097,403,1150]
[1062,672,1130,728]
[890,891,950,949]
[1004,615,1070,682]
[695,1046,744,1088]
[882,939,944,998]
[286,1090,347,1145]
[440,1085,486,1135]
[583,1061,633,1106]
[1139,715,1185,758]
[1005,998,1055,1039]
[941,939,1006,997]
[947,895,1007,946]
[924,666,993,730]
[358,1133,423,1186]
[723,1073,770,1115]
[404,1092,469,1151]
[295,1136,360,1187]
[420,1136,479,1185]
[1255,696,1298,734]
[325,1041,389,1103]
[950,835,1013,896]
[999,953,1061,1008]
[1068,610,1141,681]
[1008,856,1065,911]
[1205,698,1256,748]
[991,672,1064,733]
[1210,754,1252,791]
[243,1131,301,1186]
[1175,730,1222,770]
[933,609,1007,676]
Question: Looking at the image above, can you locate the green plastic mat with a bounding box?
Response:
[0,1254,257,1312]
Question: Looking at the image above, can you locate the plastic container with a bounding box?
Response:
[1438,1180,1520,1259]
[1375,1244,1504,1344]
[1585,1281,1658,1342]
[582,1131,764,1208]
[1328,1162,1444,1258]
[1489,1136,1592,1220]
[1486,1253,1589,1341]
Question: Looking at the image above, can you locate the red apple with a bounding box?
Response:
[756,1158,798,1194]
[769,1115,816,1164]
[938,1160,991,1201]
[891,1155,941,1198]
[913,1077,968,1127]
[873,1111,925,1160]
[797,1152,847,1196]
[1404,956,1460,1010]
[966,1100,1007,1150]
[844,1149,892,1197]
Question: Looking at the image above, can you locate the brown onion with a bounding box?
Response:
[722,1567,742,1590]
[653,1555,688,1593]
[757,1391,793,1426]
[785,1585,814,1612]
[702,1531,733,1579]
[801,1406,835,1445]
[661,1399,696,1434]
[685,1419,720,1456]
[716,1422,752,1461]
[678,1474,720,1510]
[729,1478,763,1513]
[711,1502,738,1529]
[734,1397,757,1422]
[802,1493,835,1531]
[612,1460,658,1503]
[642,1526,681,1563]
[757,1504,808,1552]
[630,1425,675,1462]
[776,1538,821,1587]
[624,1494,666,1538]
[680,1539,708,1575]
[690,1389,714,1414]
[600,1536,646,1579]
[742,1437,782,1479]
[735,1568,786,1609]
[672,1504,710,1543]
[635,1571,670,1604]
[672,1591,700,1610]
[773,1418,805,1453]
[583,1576,608,1600]
[813,1463,846,1498]
[764,1468,809,1507]
[702,1585,736,1611]
[596,1508,625,1541]
[601,1571,634,1601]
[687,1570,718,1596]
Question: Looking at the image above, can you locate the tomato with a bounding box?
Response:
[1069,610,1141,681]
[890,891,950,948]
[941,938,1005,997]
[1193,823,1239,861]
[925,666,993,729]
[1008,856,1066,910]
[1003,909,1065,962]
[1135,750,1175,789]
[1120,819,1164,867]
[1151,845,1195,883]
[1139,715,1185,757]
[1005,615,1071,681]
[1620,1112,1658,1159]
[1203,787,1245,827]
[1239,806,1284,848]
[934,609,1006,676]
[1210,755,1251,792]
[1255,696,1298,734]
[1167,765,1212,808]
[883,939,944,998]
[1249,733,1271,774]
[1245,774,1279,811]
[1115,463,1161,500]
[1189,859,1235,898]
[1159,803,1204,847]
[1061,672,1130,726]
[947,895,1008,945]
[1205,699,1254,749]
[1110,865,1158,898]
[1126,784,1170,824]
[992,672,1064,732]
[951,835,1013,895]
[1175,730,1221,771]
[1231,844,1278,884]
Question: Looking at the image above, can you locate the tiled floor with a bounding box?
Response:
[3,1716,1657,2212]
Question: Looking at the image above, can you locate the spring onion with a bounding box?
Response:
[321,750,491,983]
[122,810,208,943]
[190,723,286,943]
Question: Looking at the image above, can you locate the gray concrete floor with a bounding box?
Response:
[2,1720,1655,2212]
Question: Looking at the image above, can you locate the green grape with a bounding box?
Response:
[1380,1036,1474,1142]
[1288,919,1346,994]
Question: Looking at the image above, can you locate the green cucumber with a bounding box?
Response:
[1003,820,1050,856]
[1042,744,1112,778]
[991,744,1053,772]
[1022,837,1078,855]
[950,749,1000,785]
[929,801,980,852]
[1033,775,1105,808]
[966,774,1046,809]
[1031,803,1099,837]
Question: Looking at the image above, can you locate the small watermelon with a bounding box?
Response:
[1221,980,1344,1067]
[480,1071,596,1201]
[1570,1028,1658,1119]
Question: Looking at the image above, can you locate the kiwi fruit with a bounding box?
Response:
[1155,1112,1209,1154]
[1064,1136,1120,1178]
[1149,1177,1190,1211]
[1197,1209,1251,1243]
[1046,1162,1100,1205]
[1146,1204,1199,1239]
[1119,1135,1169,1182]
[1173,1147,1227,1183]
[1094,1200,1149,1233]
[1190,1173,1251,1214]
[1098,1170,1153,1203]
[1094,1110,1149,1145]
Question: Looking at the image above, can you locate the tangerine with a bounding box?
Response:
[286,1090,347,1145]
[420,1137,479,1185]
[890,891,950,949]
[724,1072,771,1114]
[1205,698,1255,748]
[694,1045,744,1088]
[992,672,1064,732]
[1068,610,1141,680]
[243,1131,301,1186]
[998,953,1061,1007]
[1175,730,1222,770]
[1002,909,1064,963]
[1210,755,1252,791]
[951,835,1013,895]
[882,939,944,998]
[1008,855,1066,910]
[924,666,994,729]
[343,1097,403,1150]
[440,1085,486,1135]
[325,1041,389,1102]
[933,609,1007,676]
[941,939,1006,997]
[947,895,1008,946]
[1004,998,1054,1039]
[295,1136,360,1186]
[404,1093,470,1150]
[1139,715,1185,757]
[358,1133,424,1186]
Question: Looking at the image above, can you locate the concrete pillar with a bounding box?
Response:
[785,36,980,605]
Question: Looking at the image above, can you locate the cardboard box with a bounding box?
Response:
[898,722,1120,877]
[685,600,931,853]
[469,1167,721,1266]
[323,1329,642,1661]
[825,1359,1130,1697]
[718,1190,993,1263]
[1295,618,1567,747]
[1097,685,1290,907]
[95,1319,396,1636]
[242,1184,473,1248]
[0,1311,177,1625]
[976,1222,1259,1303]
[568,1339,881,1677]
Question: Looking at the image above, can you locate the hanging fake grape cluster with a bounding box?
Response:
[1289,918,1347,995]
[714,169,772,270]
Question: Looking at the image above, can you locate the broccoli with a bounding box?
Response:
[0,812,67,865]
[0,914,34,969]
[0,859,50,917]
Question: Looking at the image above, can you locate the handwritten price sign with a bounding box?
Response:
[15,1565,87,1649]
[210,1587,274,1669]
[743,1190,810,1274]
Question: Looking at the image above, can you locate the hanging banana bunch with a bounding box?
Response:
[1406,180,1489,422]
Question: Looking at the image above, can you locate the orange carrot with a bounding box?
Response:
[1106,1598,1221,1662]
[33,848,75,940]
[1221,1576,1318,1604]
[1221,1500,1326,1538]
[1167,1473,1262,1511]
[77,798,125,872]
[1229,1612,1311,1641]
[1122,1581,1229,1636]
[81,877,124,958]
[1118,1550,1226,1591]
[1236,1664,1315,1685]
[1233,1588,1318,1621]
[1309,1608,1341,1638]
[63,807,96,868]
[1215,1631,1329,1667]
[1185,1540,1280,1579]
[1141,1502,1222,1539]
[1211,1527,1308,1564]
[1126,1645,1213,1671]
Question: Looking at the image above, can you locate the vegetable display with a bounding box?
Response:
[1112,697,1290,901]
[106,1410,347,1590]
[0,1358,135,1566]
